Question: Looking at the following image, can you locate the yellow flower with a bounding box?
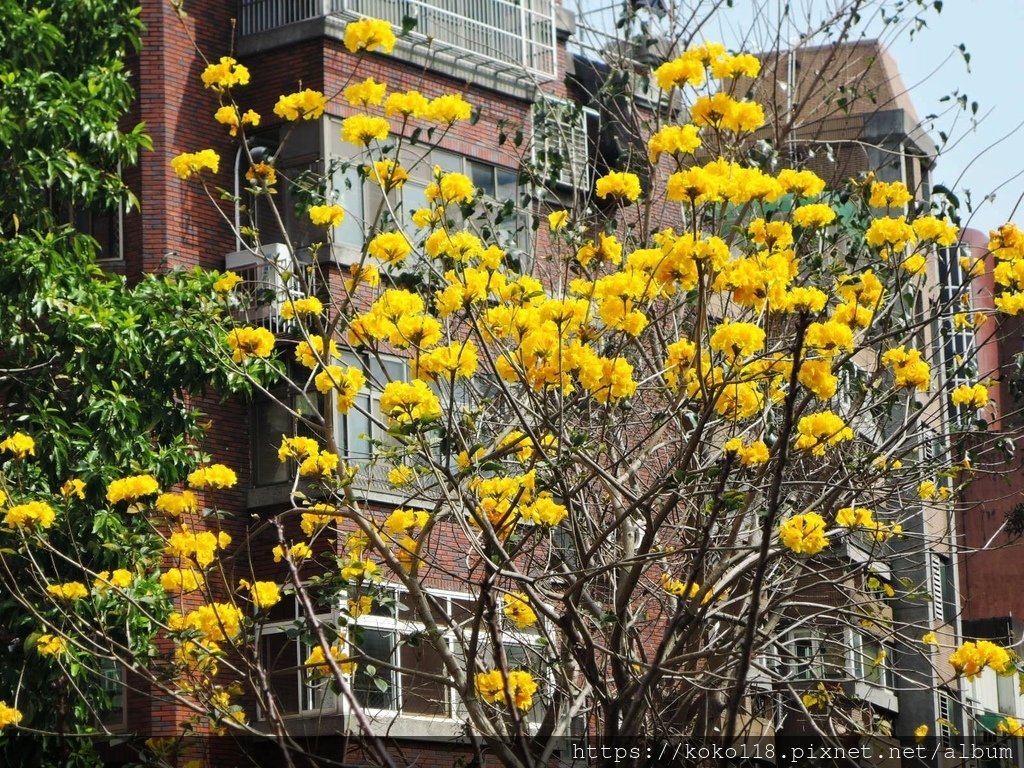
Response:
[881,346,931,391]
[547,210,569,231]
[160,568,205,594]
[309,204,344,228]
[794,411,854,455]
[950,639,1015,680]
[952,383,989,409]
[36,634,67,657]
[238,579,281,610]
[273,542,312,563]
[170,149,220,180]
[384,90,430,118]
[387,465,416,487]
[340,557,379,582]
[709,320,765,361]
[344,17,396,54]
[180,603,244,642]
[653,55,706,90]
[280,296,324,320]
[722,438,769,465]
[379,380,442,424]
[997,717,1024,737]
[921,631,939,647]
[213,105,259,137]
[106,474,160,504]
[348,595,374,618]
[304,644,351,676]
[778,512,829,555]
[691,92,764,133]
[368,231,412,264]
[778,169,826,197]
[343,77,387,106]
[647,124,701,163]
[425,170,475,206]
[865,215,916,251]
[341,114,390,146]
[869,180,912,209]
[502,593,538,629]
[4,500,56,530]
[273,89,327,121]
[294,335,339,369]
[165,525,231,568]
[793,203,836,228]
[47,581,90,601]
[424,94,473,124]
[200,56,250,91]
[0,701,23,729]
[595,171,642,202]
[0,432,35,459]
[913,215,959,246]
[226,326,275,363]
[476,669,537,711]
[154,491,198,517]
[245,161,277,187]
[370,159,409,190]
[187,464,238,490]
[914,725,929,742]
[213,271,243,293]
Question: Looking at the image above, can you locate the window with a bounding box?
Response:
[853,633,894,689]
[98,659,127,729]
[786,629,847,681]
[252,368,323,488]
[932,553,957,624]
[334,352,407,495]
[258,594,340,718]
[938,690,962,747]
[532,95,598,191]
[351,587,477,717]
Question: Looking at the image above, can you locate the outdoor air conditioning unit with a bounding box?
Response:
[224,243,312,331]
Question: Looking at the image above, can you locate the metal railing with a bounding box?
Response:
[238,0,556,77]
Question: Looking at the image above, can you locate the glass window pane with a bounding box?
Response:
[432,149,462,173]
[332,164,364,247]
[262,633,301,714]
[470,161,494,196]
[254,400,292,486]
[401,641,447,715]
[354,628,397,709]
[495,168,517,201]
[402,181,429,230]
[345,397,372,461]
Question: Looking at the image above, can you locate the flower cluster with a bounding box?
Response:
[778,512,829,556]
[187,464,238,490]
[949,640,1016,680]
[226,326,275,363]
[475,669,538,711]
[0,432,35,459]
[106,474,160,505]
[201,56,250,91]
[4,501,56,530]
[170,149,220,180]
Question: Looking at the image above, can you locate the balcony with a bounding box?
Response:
[238,0,557,92]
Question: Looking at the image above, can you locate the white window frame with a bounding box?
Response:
[256,596,342,719]
[786,628,849,682]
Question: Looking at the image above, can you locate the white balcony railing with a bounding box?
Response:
[238,0,557,78]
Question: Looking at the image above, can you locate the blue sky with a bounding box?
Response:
[573,1,1023,235]
[888,0,1024,235]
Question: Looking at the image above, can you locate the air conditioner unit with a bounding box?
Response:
[533,95,597,191]
[224,243,312,331]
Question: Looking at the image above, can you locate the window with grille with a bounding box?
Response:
[532,95,598,191]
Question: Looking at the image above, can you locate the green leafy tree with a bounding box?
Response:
[0,2,245,765]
